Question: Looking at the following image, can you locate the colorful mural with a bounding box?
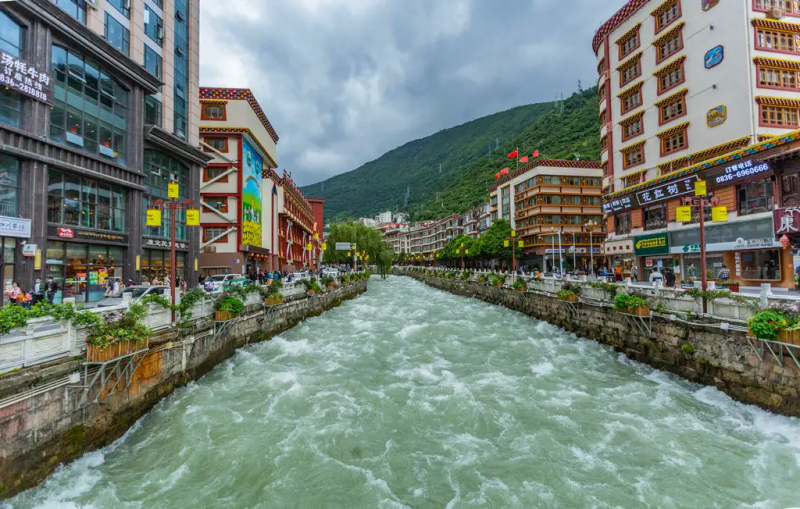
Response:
[707,105,727,128]
[242,139,263,247]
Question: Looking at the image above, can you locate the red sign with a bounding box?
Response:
[774,207,800,236]
[57,227,74,239]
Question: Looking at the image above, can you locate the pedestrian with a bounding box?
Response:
[104,280,114,297]
[45,276,58,304]
[32,277,44,305]
[127,279,134,288]
[199,274,206,286]
[650,268,664,284]
[687,263,697,280]
[718,264,731,281]
[665,268,676,288]
[113,278,121,295]
[6,281,21,306]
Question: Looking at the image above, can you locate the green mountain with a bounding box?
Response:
[301,88,601,223]
[413,88,601,219]
[300,101,555,223]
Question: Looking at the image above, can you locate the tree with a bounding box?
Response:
[324,222,392,274]
[478,219,513,262]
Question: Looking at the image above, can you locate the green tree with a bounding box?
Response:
[478,219,513,261]
[324,222,392,274]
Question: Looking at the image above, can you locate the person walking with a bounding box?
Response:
[718,264,731,281]
[32,277,44,305]
[665,268,676,288]
[45,277,58,304]
[687,263,697,280]
[650,268,664,284]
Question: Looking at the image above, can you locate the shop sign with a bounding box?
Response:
[603,196,633,214]
[0,51,53,104]
[47,226,128,245]
[706,157,770,187]
[774,207,800,235]
[0,216,31,238]
[88,272,99,285]
[681,244,701,253]
[733,237,774,250]
[735,252,742,276]
[635,175,698,208]
[602,239,634,255]
[704,45,724,69]
[22,244,36,257]
[145,239,189,250]
[634,233,670,256]
[545,249,565,254]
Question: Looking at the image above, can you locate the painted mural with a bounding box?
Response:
[242,139,263,247]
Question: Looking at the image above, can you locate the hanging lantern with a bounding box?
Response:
[780,234,791,249]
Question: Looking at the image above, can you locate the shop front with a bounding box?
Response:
[633,233,673,280]
[45,226,127,304]
[0,154,29,298]
[142,239,188,285]
[774,207,800,289]
[603,238,635,278]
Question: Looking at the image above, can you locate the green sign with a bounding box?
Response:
[682,244,701,253]
[634,233,670,256]
[88,271,99,285]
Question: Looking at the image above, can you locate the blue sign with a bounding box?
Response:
[705,45,724,69]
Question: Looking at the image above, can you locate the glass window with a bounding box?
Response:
[106,0,130,18]
[0,11,23,128]
[104,13,129,56]
[50,45,128,164]
[741,249,782,281]
[737,178,774,216]
[145,96,162,126]
[143,151,189,240]
[0,155,19,217]
[47,169,125,231]
[50,0,86,24]
[144,5,163,46]
[173,0,189,139]
[144,45,162,79]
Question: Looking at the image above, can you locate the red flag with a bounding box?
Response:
[532,150,540,158]
[507,149,518,159]
[500,167,510,175]
[495,171,502,179]
[519,156,529,163]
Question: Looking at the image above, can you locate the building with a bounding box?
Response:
[489,160,605,272]
[393,213,408,223]
[595,0,800,286]
[0,0,209,304]
[376,211,392,224]
[460,206,481,238]
[359,217,378,228]
[278,174,320,271]
[198,87,278,276]
[477,201,492,234]
[384,223,410,255]
[408,215,461,259]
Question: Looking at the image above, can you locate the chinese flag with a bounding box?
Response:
[501,167,510,175]
[495,171,502,179]
[507,149,518,159]
[519,156,529,163]
[532,150,540,158]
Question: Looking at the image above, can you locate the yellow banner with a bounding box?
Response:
[712,206,728,222]
[504,240,509,247]
[518,241,524,248]
[186,209,200,226]
[695,180,706,196]
[676,206,691,222]
[146,209,161,227]
[168,182,179,199]
[307,243,313,251]
[321,243,327,251]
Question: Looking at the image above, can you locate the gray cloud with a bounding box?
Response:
[200,0,622,186]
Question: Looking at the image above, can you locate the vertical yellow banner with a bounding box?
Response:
[711,206,728,222]
[146,209,162,227]
[186,209,200,226]
[168,183,179,199]
[695,180,707,196]
[676,206,691,222]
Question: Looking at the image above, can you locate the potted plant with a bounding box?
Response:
[513,279,527,292]
[322,275,336,290]
[747,310,789,341]
[477,274,489,285]
[215,295,244,321]
[305,281,322,295]
[85,304,150,362]
[613,293,650,316]
[717,280,740,293]
[557,289,577,302]
[264,292,284,306]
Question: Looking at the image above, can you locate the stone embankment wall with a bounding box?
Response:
[0,282,367,499]
[401,271,800,418]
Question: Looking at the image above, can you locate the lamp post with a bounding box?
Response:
[550,232,555,273]
[504,231,524,283]
[550,227,563,277]
[585,220,597,278]
[458,243,465,271]
[571,231,577,272]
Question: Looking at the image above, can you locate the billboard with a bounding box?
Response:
[241,139,263,247]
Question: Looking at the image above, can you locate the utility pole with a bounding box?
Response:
[695,181,709,314]
[504,230,523,284]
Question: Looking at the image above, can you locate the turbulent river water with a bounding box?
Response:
[6,276,800,508]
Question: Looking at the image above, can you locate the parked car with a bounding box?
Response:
[291,271,310,282]
[224,278,254,291]
[321,268,339,278]
[96,285,167,308]
[204,274,243,293]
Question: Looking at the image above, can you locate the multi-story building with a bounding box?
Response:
[384,223,410,255]
[489,160,605,272]
[278,174,321,272]
[595,0,800,287]
[477,201,492,234]
[460,206,481,238]
[408,214,460,259]
[198,87,279,276]
[376,211,392,224]
[0,0,209,304]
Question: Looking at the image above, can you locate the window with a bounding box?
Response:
[0,11,23,128]
[0,154,20,217]
[737,178,774,216]
[204,227,227,243]
[758,66,799,89]
[660,129,688,156]
[619,55,642,87]
[204,196,229,213]
[144,45,162,79]
[760,104,800,127]
[174,0,189,139]
[657,62,684,94]
[621,89,642,114]
[622,143,645,169]
[104,13,129,56]
[143,151,189,240]
[145,96,162,126]
[643,204,667,231]
[50,45,128,164]
[659,94,686,124]
[144,5,163,46]
[754,0,799,14]
[201,103,226,120]
[50,0,86,24]
[782,173,800,206]
[740,249,781,281]
[617,25,641,60]
[106,0,130,17]
[204,166,229,183]
[756,29,798,53]
[656,29,683,64]
[47,169,125,231]
[622,172,643,188]
[653,0,681,33]
[204,137,228,152]
[616,211,632,235]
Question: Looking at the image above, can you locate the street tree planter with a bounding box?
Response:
[214,310,240,322]
[558,294,578,302]
[630,306,651,317]
[87,338,148,363]
[326,283,336,291]
[264,297,283,306]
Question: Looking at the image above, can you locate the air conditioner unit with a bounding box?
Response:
[157,26,165,39]
[769,6,785,18]
[203,245,217,253]
[169,173,177,182]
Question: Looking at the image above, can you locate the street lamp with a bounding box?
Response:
[504,231,524,283]
[585,219,598,278]
[550,227,562,277]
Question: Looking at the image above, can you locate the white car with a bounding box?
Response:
[203,274,244,293]
[321,268,339,278]
[291,271,310,282]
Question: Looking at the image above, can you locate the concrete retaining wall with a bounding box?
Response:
[0,282,367,499]
[401,271,800,418]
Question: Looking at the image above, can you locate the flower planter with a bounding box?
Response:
[214,310,240,322]
[515,286,527,292]
[558,294,578,302]
[264,297,283,306]
[777,329,800,345]
[632,306,651,317]
[307,290,316,296]
[326,284,336,291]
[722,283,739,292]
[494,282,504,287]
[87,338,149,363]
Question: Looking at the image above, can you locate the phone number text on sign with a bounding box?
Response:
[714,160,769,185]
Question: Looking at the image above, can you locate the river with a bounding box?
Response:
[6,276,800,508]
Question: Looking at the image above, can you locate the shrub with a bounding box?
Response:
[215,296,244,314]
[613,293,649,311]
[589,281,619,296]
[307,283,322,293]
[681,344,695,354]
[513,280,527,290]
[85,304,150,348]
[747,310,789,340]
[557,289,576,299]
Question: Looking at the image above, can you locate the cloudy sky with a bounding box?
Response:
[199,0,622,186]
